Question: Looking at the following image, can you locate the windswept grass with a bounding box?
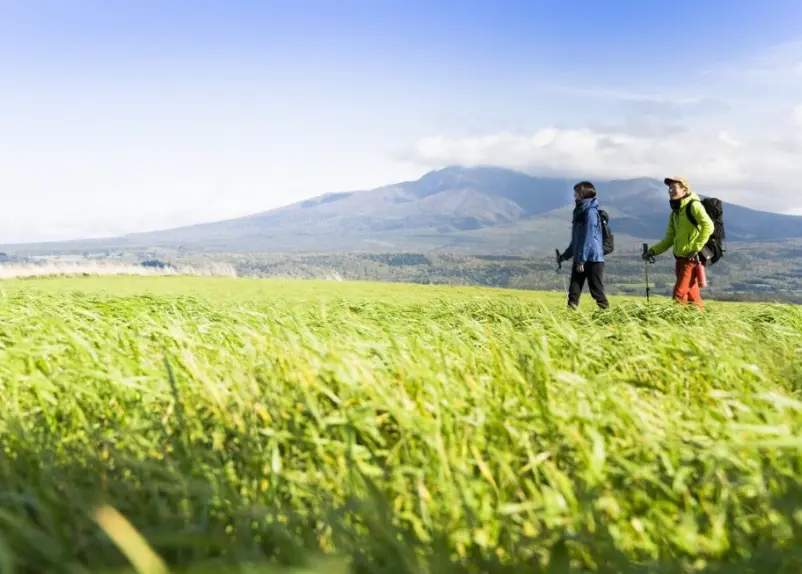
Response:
[0,277,801,573]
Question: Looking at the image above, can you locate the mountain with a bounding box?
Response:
[6,166,802,255]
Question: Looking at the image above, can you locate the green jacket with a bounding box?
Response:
[651,192,715,258]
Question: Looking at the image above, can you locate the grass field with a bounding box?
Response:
[1,276,802,573]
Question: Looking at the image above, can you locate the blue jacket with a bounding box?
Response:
[561,197,605,265]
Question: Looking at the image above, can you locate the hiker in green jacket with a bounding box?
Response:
[642,176,715,309]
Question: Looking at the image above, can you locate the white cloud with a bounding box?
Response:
[410,103,802,213]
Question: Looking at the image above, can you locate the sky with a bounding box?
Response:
[2,0,802,244]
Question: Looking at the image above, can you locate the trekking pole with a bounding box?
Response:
[555,249,567,297]
[641,243,654,303]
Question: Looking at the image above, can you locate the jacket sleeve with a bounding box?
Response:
[576,208,595,265]
[688,200,715,253]
[650,214,676,256]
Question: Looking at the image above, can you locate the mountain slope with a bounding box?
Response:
[143,166,573,239]
[5,166,802,254]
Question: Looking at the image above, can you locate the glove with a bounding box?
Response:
[641,249,655,261]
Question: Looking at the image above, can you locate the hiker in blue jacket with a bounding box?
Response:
[557,181,609,310]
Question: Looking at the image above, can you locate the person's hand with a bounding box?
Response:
[641,249,654,261]
[576,263,584,273]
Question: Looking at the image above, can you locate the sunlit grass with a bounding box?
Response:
[0,277,801,573]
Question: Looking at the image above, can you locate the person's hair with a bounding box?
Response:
[573,181,597,199]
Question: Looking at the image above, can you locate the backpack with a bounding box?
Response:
[599,209,614,255]
[685,198,725,266]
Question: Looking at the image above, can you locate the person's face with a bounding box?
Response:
[573,188,582,201]
[667,181,686,200]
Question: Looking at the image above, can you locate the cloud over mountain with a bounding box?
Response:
[410,39,802,215]
[410,104,802,214]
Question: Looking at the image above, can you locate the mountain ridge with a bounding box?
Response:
[5,166,802,255]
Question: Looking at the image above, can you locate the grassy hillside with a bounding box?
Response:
[1,277,802,573]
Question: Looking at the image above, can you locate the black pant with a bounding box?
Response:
[568,262,609,309]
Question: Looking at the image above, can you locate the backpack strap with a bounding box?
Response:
[685,200,699,228]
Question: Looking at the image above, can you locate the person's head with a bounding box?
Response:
[573,181,597,201]
[664,177,690,200]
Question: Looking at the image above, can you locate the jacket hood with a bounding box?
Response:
[574,196,599,212]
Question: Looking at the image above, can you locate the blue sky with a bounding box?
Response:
[2,0,802,243]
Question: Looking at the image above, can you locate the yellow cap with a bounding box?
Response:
[664,176,690,188]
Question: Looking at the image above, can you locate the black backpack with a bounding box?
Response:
[686,198,725,266]
[599,209,614,255]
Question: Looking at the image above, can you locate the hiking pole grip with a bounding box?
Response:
[555,248,561,271]
[642,242,655,264]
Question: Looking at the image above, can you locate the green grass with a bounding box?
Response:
[1,276,802,573]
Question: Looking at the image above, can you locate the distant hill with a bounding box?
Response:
[6,166,802,255]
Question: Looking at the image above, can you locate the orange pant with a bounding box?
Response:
[674,257,704,309]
